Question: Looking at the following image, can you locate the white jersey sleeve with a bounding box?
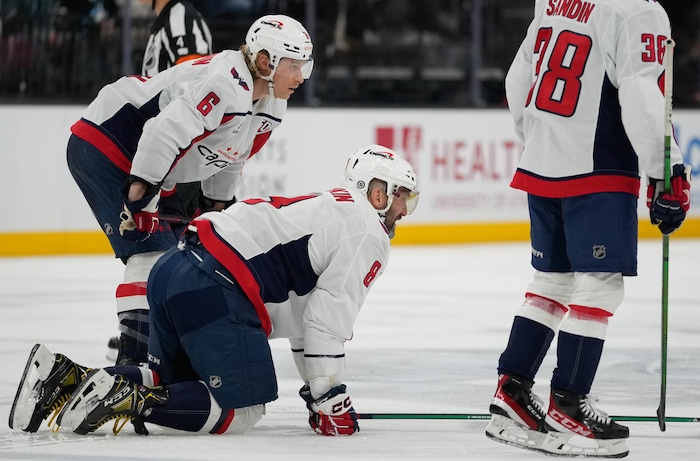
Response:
[200,161,244,202]
[614,6,682,180]
[301,203,388,390]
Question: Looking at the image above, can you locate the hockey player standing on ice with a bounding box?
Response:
[10,145,419,437]
[102,0,214,362]
[66,15,314,366]
[486,0,691,458]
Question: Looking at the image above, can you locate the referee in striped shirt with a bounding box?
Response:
[140,0,213,77]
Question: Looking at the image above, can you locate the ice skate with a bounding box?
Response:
[485,374,548,452]
[542,389,629,458]
[57,369,169,435]
[9,343,90,432]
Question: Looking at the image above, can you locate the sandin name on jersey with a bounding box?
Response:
[546,0,596,24]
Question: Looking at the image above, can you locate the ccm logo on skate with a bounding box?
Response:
[104,386,132,406]
[549,408,592,437]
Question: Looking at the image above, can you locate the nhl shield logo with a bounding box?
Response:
[209,375,222,388]
[592,245,606,259]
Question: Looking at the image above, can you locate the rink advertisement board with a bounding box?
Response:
[237,109,531,224]
[0,106,699,254]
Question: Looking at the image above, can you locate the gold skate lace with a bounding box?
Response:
[47,396,70,433]
[111,416,131,435]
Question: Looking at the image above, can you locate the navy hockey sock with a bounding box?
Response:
[498,316,555,381]
[551,330,604,394]
[145,381,214,432]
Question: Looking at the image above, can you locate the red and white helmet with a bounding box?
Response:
[245,14,314,80]
[344,144,419,215]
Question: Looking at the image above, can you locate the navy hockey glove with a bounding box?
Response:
[193,194,237,218]
[300,384,359,436]
[647,164,691,235]
[119,177,161,241]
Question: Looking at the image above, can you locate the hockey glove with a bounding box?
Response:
[194,194,237,218]
[300,384,359,436]
[647,164,691,235]
[119,177,161,241]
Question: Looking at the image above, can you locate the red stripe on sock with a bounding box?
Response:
[116,282,148,298]
[214,409,235,434]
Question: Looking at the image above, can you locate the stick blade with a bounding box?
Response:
[657,404,666,431]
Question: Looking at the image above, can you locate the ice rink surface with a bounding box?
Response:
[0,239,698,460]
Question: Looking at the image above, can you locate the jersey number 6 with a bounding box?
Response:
[197,92,220,116]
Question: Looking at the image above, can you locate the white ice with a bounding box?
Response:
[0,240,699,460]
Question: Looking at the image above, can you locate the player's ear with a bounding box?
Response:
[368,186,387,211]
[255,52,271,77]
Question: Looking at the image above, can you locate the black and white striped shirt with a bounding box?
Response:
[141,0,213,77]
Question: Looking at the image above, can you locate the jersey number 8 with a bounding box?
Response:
[527,28,592,118]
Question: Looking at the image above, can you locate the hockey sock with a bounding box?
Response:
[551,330,604,394]
[104,365,158,386]
[116,307,150,364]
[498,316,555,381]
[144,381,217,432]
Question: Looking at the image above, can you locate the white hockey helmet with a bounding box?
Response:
[344,144,419,215]
[245,14,314,80]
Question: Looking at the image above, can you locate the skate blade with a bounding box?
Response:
[541,431,629,458]
[9,344,56,431]
[57,369,115,433]
[485,414,547,452]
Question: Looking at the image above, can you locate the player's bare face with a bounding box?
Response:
[272,58,311,99]
[383,189,412,232]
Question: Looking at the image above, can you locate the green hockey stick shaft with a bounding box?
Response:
[356,413,699,423]
[657,37,676,433]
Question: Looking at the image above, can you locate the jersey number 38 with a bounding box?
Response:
[526,27,667,118]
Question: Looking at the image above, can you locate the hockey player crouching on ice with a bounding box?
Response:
[9,145,419,437]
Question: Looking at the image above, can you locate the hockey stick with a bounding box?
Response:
[657,37,676,433]
[356,413,700,423]
[159,214,192,225]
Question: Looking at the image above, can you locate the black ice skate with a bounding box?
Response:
[485,374,548,452]
[543,389,629,458]
[9,343,90,432]
[57,369,169,435]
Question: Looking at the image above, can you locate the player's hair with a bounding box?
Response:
[239,44,268,80]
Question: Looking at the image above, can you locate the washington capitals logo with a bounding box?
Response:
[231,67,249,91]
[261,20,283,29]
[366,147,394,160]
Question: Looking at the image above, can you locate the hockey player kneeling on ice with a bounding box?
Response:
[485,0,690,459]
[9,144,419,437]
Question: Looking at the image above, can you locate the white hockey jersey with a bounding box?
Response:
[506,0,683,198]
[189,185,391,389]
[71,50,284,201]
[142,0,213,77]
